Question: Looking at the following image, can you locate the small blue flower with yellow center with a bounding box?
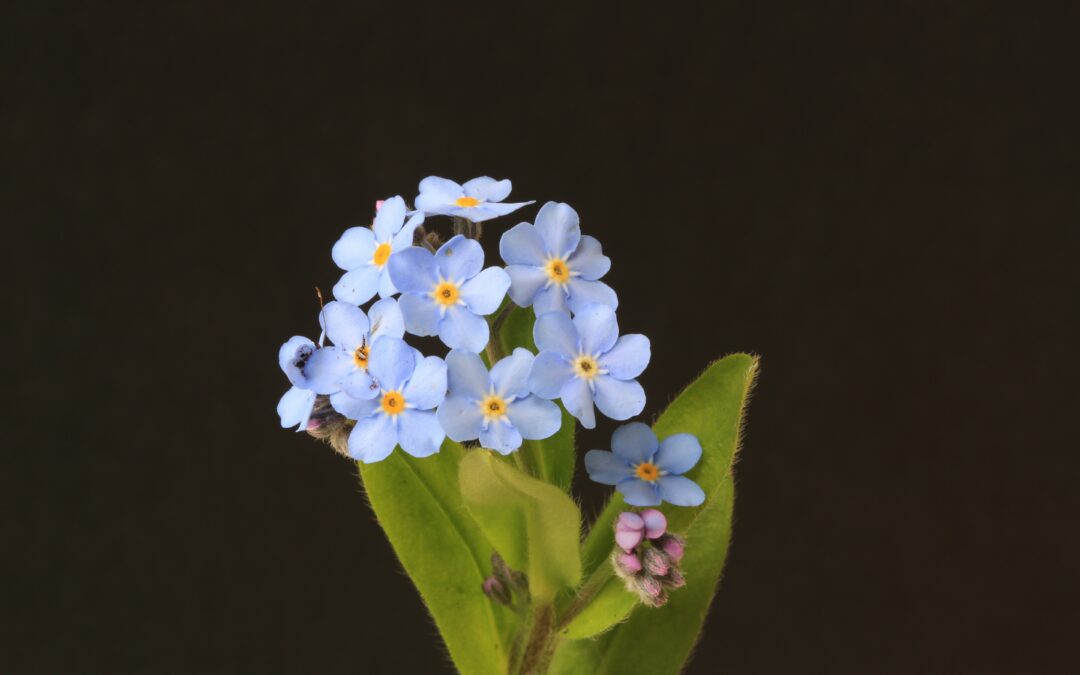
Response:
[276,335,320,431]
[302,298,404,399]
[328,337,447,463]
[585,422,706,507]
[388,234,511,353]
[332,196,425,305]
[414,176,534,222]
[527,304,649,429]
[500,201,617,316]
[437,348,562,454]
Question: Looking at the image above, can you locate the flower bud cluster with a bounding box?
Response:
[611,510,687,607]
[481,553,528,609]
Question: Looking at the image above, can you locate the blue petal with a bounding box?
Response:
[446,349,491,400]
[567,235,610,281]
[436,235,484,282]
[341,368,379,399]
[656,475,706,506]
[599,334,650,380]
[368,297,405,340]
[491,348,533,399]
[616,479,662,507]
[330,390,380,419]
[480,418,524,454]
[397,410,445,458]
[610,422,659,463]
[655,433,703,475]
[584,449,634,485]
[506,395,561,440]
[332,226,377,270]
[377,266,397,298]
[387,247,439,295]
[533,311,579,358]
[402,355,447,410]
[333,265,380,305]
[368,337,415,391]
[415,176,463,212]
[500,223,547,266]
[437,393,484,442]
[320,301,370,349]
[460,267,510,316]
[303,347,353,395]
[560,377,596,429]
[505,265,548,307]
[451,201,533,223]
[573,304,619,355]
[463,176,512,202]
[593,375,646,421]
[372,195,406,241]
[438,305,489,353]
[391,212,425,251]
[566,278,618,315]
[279,336,316,386]
[277,386,316,431]
[534,201,581,258]
[347,413,397,463]
[526,351,572,399]
[398,293,440,337]
[533,285,570,316]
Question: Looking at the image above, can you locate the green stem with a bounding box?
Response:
[555,563,615,631]
[514,604,556,675]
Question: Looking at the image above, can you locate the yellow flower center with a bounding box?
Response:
[545,257,570,285]
[352,344,370,369]
[480,394,508,420]
[455,196,480,208]
[433,281,460,306]
[380,390,405,416]
[372,242,392,267]
[634,461,660,482]
[572,355,599,380]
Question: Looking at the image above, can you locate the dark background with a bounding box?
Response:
[5,2,1079,673]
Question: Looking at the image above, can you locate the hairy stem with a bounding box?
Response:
[555,563,615,631]
[515,604,556,675]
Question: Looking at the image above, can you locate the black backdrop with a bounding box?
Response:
[6,2,1079,673]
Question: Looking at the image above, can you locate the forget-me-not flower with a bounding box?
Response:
[302,298,405,398]
[332,196,425,305]
[585,423,706,507]
[527,304,649,429]
[388,234,511,352]
[437,348,562,454]
[327,337,447,463]
[276,335,320,431]
[414,176,534,222]
[500,201,617,316]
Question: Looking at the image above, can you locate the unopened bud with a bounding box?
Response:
[614,511,645,552]
[639,508,667,540]
[482,575,512,605]
[637,575,668,607]
[642,548,670,577]
[613,551,643,576]
[656,534,685,563]
[662,567,686,589]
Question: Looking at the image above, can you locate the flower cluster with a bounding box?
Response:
[611,510,687,608]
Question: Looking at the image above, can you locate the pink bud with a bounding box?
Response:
[639,508,667,539]
[658,534,685,563]
[637,575,667,608]
[663,567,686,589]
[615,551,643,575]
[614,512,645,552]
[642,548,669,577]
[374,200,385,212]
[306,417,322,431]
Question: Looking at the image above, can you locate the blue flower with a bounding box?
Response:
[500,201,617,316]
[526,304,649,429]
[302,298,405,398]
[388,234,511,352]
[585,423,706,507]
[328,337,448,463]
[437,348,562,454]
[276,335,319,431]
[414,176,534,222]
[332,196,425,305]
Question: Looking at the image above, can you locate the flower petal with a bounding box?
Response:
[398,293,440,337]
[566,278,618,315]
[584,449,634,485]
[347,413,397,463]
[437,393,484,442]
[505,394,561,440]
[560,377,596,429]
[599,334,650,380]
[567,235,610,281]
[341,368,379,399]
[391,212,425,251]
[616,479,661,507]
[415,176,463,211]
[463,176,512,202]
[402,355,447,410]
[656,476,706,507]
[500,223,547,266]
[526,351,572,399]
[278,336,316,386]
[436,235,484,283]
[593,376,646,422]
[368,297,405,341]
[397,410,445,458]
[654,433,703,475]
[534,201,581,258]
[320,301,370,349]
[480,418,523,455]
[304,347,353,395]
[639,509,667,539]
[573,303,619,355]
[277,386,316,431]
[505,265,548,307]
[372,195,406,241]
[445,349,491,400]
[368,337,415,391]
[438,305,489,353]
[533,286,570,316]
[387,247,439,295]
[377,266,398,298]
[330,390,380,419]
[610,422,659,464]
[453,201,533,222]
[491,348,533,399]
[459,267,510,316]
[332,226,377,270]
[332,265,380,305]
[533,311,579,358]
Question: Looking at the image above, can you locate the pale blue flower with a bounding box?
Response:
[414,176,534,222]
[527,304,649,429]
[500,201,617,316]
[332,196,425,305]
[585,423,705,507]
[303,298,405,399]
[276,335,319,431]
[437,348,562,454]
[388,234,511,352]
[328,337,447,463]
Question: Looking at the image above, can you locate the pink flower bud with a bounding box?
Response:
[639,508,667,539]
[662,567,686,589]
[615,551,643,575]
[614,512,645,552]
[642,548,669,577]
[637,575,668,607]
[374,200,385,212]
[658,534,685,563]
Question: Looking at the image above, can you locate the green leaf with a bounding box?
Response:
[459,450,583,602]
[496,306,576,492]
[555,354,757,669]
[557,567,637,640]
[359,442,516,675]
